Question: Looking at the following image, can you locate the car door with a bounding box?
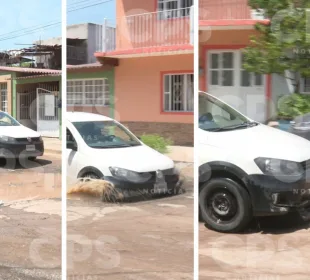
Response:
[66,126,79,186]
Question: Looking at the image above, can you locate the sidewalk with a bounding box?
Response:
[165,146,193,163]
[43,137,61,155]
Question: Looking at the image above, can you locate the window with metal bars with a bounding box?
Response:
[157,0,193,19]
[163,73,193,112]
[301,77,310,94]
[0,83,8,112]
[67,79,110,106]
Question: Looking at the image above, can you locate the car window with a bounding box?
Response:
[67,128,76,144]
[0,112,20,126]
[72,121,141,149]
[199,93,249,131]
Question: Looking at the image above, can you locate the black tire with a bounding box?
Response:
[199,178,252,233]
[28,157,37,161]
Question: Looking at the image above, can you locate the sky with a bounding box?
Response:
[0,0,116,51]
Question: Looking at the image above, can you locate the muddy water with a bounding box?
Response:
[0,156,61,202]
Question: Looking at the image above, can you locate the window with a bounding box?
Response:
[199,92,249,132]
[210,52,234,86]
[164,73,193,112]
[72,121,141,149]
[301,77,310,93]
[0,83,8,112]
[158,0,193,19]
[67,79,110,106]
[240,54,263,87]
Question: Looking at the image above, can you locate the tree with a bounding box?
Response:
[243,0,310,93]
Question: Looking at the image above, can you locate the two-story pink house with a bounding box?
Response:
[199,0,274,123]
[95,0,194,146]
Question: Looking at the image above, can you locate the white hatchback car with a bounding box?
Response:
[0,111,44,161]
[198,91,310,233]
[66,112,181,195]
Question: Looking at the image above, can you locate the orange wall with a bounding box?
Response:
[116,0,190,50]
[115,54,193,124]
[199,29,259,91]
[117,0,155,17]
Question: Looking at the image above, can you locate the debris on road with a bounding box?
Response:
[67,178,123,202]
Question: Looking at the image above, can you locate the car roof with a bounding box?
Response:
[66,112,113,122]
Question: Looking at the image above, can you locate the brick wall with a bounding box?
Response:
[122,122,193,146]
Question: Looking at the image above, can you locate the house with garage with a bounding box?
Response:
[94,0,194,146]
[0,67,61,138]
[199,0,310,123]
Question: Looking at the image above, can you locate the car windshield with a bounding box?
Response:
[0,112,20,127]
[73,120,141,149]
[199,92,257,132]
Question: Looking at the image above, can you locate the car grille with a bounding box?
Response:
[15,137,41,143]
[301,159,310,171]
[140,168,177,183]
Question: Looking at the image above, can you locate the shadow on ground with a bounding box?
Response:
[0,158,52,170]
[203,212,310,235]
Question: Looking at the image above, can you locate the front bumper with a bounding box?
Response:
[104,169,182,196]
[0,141,44,159]
[246,174,310,220]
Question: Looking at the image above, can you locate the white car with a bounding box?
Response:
[198,91,310,233]
[66,112,181,196]
[0,111,44,161]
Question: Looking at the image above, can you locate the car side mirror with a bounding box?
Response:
[67,141,77,151]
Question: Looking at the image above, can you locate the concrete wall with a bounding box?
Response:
[115,54,193,124]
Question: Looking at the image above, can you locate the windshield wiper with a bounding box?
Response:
[211,121,259,132]
[91,144,131,149]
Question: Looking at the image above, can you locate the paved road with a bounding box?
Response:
[67,163,194,280]
[0,153,61,201]
[0,153,61,280]
[0,160,193,280]
[199,215,310,280]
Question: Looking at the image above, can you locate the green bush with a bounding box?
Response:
[278,93,310,118]
[140,134,173,154]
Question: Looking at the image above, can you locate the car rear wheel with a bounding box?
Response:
[199,178,252,233]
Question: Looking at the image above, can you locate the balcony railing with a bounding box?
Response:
[98,7,192,53]
[199,0,265,21]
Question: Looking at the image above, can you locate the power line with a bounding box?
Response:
[0,0,114,41]
[0,23,61,42]
[67,0,94,7]
[68,0,114,13]
[0,0,114,43]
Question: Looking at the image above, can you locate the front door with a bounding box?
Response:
[17,92,37,130]
[36,88,59,137]
[207,50,266,122]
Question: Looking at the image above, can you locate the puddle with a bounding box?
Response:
[0,171,61,202]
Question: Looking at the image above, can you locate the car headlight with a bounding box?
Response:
[0,135,16,143]
[109,167,152,183]
[255,157,304,177]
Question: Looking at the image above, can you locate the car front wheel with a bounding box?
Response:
[199,178,252,233]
